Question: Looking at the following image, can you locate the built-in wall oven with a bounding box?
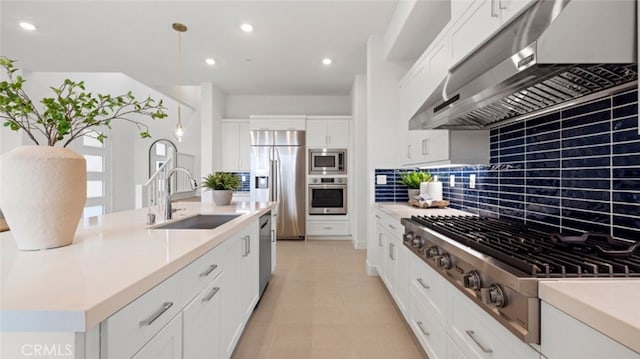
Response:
[308,177,347,215]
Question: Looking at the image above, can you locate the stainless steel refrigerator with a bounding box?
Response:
[250,130,305,240]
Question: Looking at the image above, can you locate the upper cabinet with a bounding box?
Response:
[402,130,490,167]
[306,116,351,148]
[248,115,306,131]
[221,120,250,171]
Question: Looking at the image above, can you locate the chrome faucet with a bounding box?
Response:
[164,167,198,220]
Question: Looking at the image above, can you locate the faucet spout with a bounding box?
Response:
[164,167,198,220]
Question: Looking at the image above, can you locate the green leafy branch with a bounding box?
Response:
[0,57,168,147]
[201,172,241,191]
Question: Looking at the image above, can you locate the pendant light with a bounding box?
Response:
[173,22,187,142]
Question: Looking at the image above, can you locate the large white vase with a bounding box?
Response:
[0,146,86,250]
[212,190,233,206]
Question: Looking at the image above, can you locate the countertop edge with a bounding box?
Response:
[539,281,640,354]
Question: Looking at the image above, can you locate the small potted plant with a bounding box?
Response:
[400,171,432,199]
[201,172,241,206]
[0,57,167,250]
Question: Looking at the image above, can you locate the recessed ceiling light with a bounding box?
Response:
[322,58,332,66]
[19,22,36,31]
[205,58,216,65]
[240,23,253,33]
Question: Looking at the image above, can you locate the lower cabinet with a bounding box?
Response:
[132,314,182,359]
[101,218,261,359]
[446,335,468,359]
[183,276,223,359]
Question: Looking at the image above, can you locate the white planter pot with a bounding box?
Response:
[0,146,86,250]
[407,188,420,200]
[212,190,233,206]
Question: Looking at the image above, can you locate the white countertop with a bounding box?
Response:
[374,202,473,221]
[539,280,640,353]
[0,201,274,332]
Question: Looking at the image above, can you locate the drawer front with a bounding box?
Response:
[381,214,404,239]
[181,245,224,304]
[307,221,349,235]
[449,288,539,359]
[410,254,447,325]
[410,285,447,359]
[102,274,182,359]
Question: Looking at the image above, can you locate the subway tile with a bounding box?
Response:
[500,137,525,149]
[527,132,561,144]
[612,226,640,242]
[612,203,640,217]
[613,167,640,178]
[613,179,639,191]
[562,110,610,133]
[501,145,525,155]
[562,209,610,225]
[562,218,610,234]
[490,128,500,137]
[612,89,638,106]
[526,203,561,216]
[499,154,525,163]
[562,133,611,148]
[526,218,561,233]
[527,141,560,152]
[562,157,610,168]
[500,121,525,135]
[525,185,560,197]
[562,189,609,201]
[562,199,610,213]
[526,160,560,169]
[526,169,561,178]
[527,112,561,132]
[527,150,561,161]
[612,190,640,204]
[562,168,610,179]
[613,103,638,118]
[500,209,525,222]
[562,179,610,190]
[612,116,638,131]
[526,211,561,224]
[562,145,610,158]
[613,142,640,154]
[613,129,640,143]
[526,195,561,206]
[561,98,610,119]
[501,170,525,178]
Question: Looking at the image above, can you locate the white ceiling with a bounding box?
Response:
[1,0,399,96]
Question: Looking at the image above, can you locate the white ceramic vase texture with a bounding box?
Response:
[0,146,86,250]
[212,190,233,206]
[407,188,420,200]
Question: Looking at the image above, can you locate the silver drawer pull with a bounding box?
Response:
[199,264,218,277]
[139,302,173,327]
[416,321,430,336]
[388,224,396,230]
[202,287,221,302]
[323,226,333,230]
[417,278,430,289]
[375,215,381,219]
[466,330,492,353]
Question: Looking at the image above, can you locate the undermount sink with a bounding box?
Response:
[152,214,241,230]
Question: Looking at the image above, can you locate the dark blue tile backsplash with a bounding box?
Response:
[229,172,250,192]
[376,88,640,241]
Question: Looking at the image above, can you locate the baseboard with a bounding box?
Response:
[352,239,367,250]
[365,260,379,276]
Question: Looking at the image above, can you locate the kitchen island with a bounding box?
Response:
[0,201,274,358]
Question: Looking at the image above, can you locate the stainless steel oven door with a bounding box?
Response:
[308,184,347,215]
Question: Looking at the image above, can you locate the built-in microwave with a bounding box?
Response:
[309,149,346,174]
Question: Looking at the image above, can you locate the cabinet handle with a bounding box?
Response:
[465,330,493,353]
[421,139,429,155]
[499,0,507,10]
[246,235,251,255]
[416,321,430,336]
[375,214,381,220]
[417,278,430,289]
[378,233,383,247]
[199,264,218,277]
[407,144,412,159]
[491,0,499,17]
[323,226,333,230]
[139,302,173,327]
[242,236,249,257]
[388,243,395,260]
[202,287,221,302]
[388,224,396,230]
[271,229,276,243]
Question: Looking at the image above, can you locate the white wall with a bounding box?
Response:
[200,82,227,203]
[226,95,351,118]
[351,74,368,249]
[0,71,199,212]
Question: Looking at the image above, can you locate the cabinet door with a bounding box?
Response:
[383,229,398,295]
[242,224,260,321]
[271,213,277,274]
[132,315,182,359]
[237,121,251,170]
[399,54,430,123]
[450,0,501,67]
[426,129,451,163]
[221,122,240,171]
[326,120,349,147]
[183,278,222,359]
[447,335,469,359]
[374,220,386,276]
[500,0,535,25]
[396,240,410,318]
[220,236,243,359]
[306,120,328,147]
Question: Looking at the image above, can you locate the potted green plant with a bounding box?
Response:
[201,172,241,206]
[0,57,167,250]
[400,171,432,199]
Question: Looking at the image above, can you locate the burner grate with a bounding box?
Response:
[410,215,640,278]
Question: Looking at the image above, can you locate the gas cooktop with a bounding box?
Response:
[401,215,640,344]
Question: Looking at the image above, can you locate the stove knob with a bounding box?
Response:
[426,246,439,258]
[403,232,414,244]
[411,235,423,248]
[482,284,507,308]
[463,271,482,291]
[436,253,452,269]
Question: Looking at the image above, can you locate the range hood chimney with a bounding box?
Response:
[410,0,638,130]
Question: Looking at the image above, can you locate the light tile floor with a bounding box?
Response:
[232,240,426,359]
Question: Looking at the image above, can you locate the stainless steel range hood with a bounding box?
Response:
[409,0,638,130]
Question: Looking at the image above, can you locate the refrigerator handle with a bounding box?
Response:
[273,147,281,203]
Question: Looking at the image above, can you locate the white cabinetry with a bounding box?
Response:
[221,120,250,171]
[403,130,490,167]
[183,277,222,359]
[249,115,306,131]
[306,219,350,236]
[220,234,243,359]
[132,314,182,359]
[541,302,639,359]
[241,224,260,321]
[306,116,350,148]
